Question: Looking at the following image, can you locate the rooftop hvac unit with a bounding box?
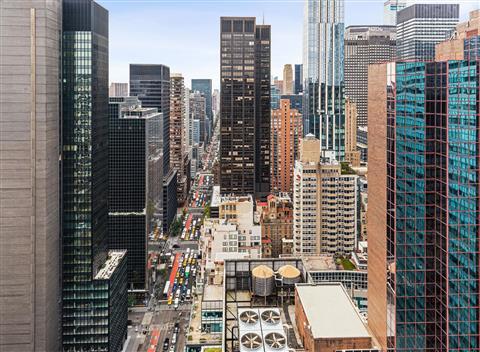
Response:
[238,309,261,332]
[240,332,264,352]
[263,332,287,352]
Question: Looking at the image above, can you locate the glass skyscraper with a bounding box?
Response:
[192,79,213,141]
[303,0,345,160]
[62,1,127,350]
[368,59,480,351]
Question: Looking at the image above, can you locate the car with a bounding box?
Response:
[174,298,179,309]
[163,338,169,351]
[169,346,175,352]
[171,333,177,344]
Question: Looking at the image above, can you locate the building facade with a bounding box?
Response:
[109,82,128,97]
[282,64,293,95]
[383,0,406,26]
[368,55,480,350]
[0,2,61,350]
[293,135,357,257]
[192,79,213,141]
[294,63,303,94]
[344,97,360,167]
[220,17,271,199]
[108,97,162,292]
[259,194,294,258]
[171,74,190,204]
[344,25,396,128]
[62,1,127,350]
[190,90,207,143]
[396,3,459,61]
[303,0,345,160]
[270,99,302,194]
[129,64,177,232]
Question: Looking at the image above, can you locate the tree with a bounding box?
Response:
[128,293,136,307]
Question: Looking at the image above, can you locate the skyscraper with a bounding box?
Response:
[62,1,127,350]
[344,25,396,127]
[396,3,459,61]
[129,64,177,232]
[192,79,213,141]
[108,97,162,292]
[383,0,406,25]
[344,97,360,167]
[293,135,357,257]
[303,0,345,160]
[109,82,129,97]
[368,35,480,350]
[282,64,293,95]
[294,63,303,94]
[0,2,61,350]
[171,74,190,204]
[270,99,302,195]
[220,17,271,199]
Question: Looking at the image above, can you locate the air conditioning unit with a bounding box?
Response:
[238,308,261,332]
[240,332,264,352]
[263,331,287,352]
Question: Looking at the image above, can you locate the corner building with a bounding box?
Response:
[220,17,271,199]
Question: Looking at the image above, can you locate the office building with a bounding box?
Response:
[190,90,207,143]
[383,0,406,25]
[293,135,357,257]
[303,0,345,160]
[212,88,220,119]
[62,1,127,350]
[344,25,396,127]
[294,63,303,94]
[0,2,61,350]
[109,82,128,97]
[295,284,374,352]
[396,3,459,61]
[109,97,162,292]
[220,17,271,199]
[258,194,294,258]
[368,50,480,349]
[271,84,280,109]
[130,64,177,232]
[270,99,302,194]
[282,64,293,95]
[436,9,480,61]
[192,79,213,141]
[171,74,190,204]
[280,94,303,114]
[274,76,283,94]
[344,97,360,167]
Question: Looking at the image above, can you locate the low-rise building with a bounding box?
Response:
[295,283,375,352]
[258,193,294,258]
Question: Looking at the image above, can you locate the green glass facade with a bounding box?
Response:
[387,59,480,351]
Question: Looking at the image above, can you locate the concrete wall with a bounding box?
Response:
[0,1,61,350]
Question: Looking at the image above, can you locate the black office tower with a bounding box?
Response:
[62,1,127,351]
[220,17,271,200]
[130,64,178,233]
[294,63,303,94]
[109,97,163,293]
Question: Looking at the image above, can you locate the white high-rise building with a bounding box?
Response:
[383,0,407,25]
[109,82,129,97]
[293,135,357,257]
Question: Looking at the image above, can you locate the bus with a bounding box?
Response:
[163,281,170,298]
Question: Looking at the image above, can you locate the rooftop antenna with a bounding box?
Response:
[262,12,265,25]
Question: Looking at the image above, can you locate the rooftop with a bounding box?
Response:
[296,283,370,339]
[302,256,337,271]
[211,186,221,207]
[203,284,223,302]
[94,250,126,280]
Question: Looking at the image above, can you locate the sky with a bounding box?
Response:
[98,0,478,90]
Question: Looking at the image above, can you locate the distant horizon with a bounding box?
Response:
[99,0,477,90]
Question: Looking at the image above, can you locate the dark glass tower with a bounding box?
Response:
[192,79,213,141]
[108,97,162,292]
[220,17,271,200]
[129,64,177,232]
[62,1,127,351]
[294,63,303,94]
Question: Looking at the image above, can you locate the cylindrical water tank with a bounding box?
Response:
[277,264,301,285]
[251,265,274,297]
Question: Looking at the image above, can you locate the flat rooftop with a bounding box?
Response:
[94,250,126,280]
[203,284,223,302]
[296,283,370,339]
[211,185,221,207]
[302,256,337,271]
